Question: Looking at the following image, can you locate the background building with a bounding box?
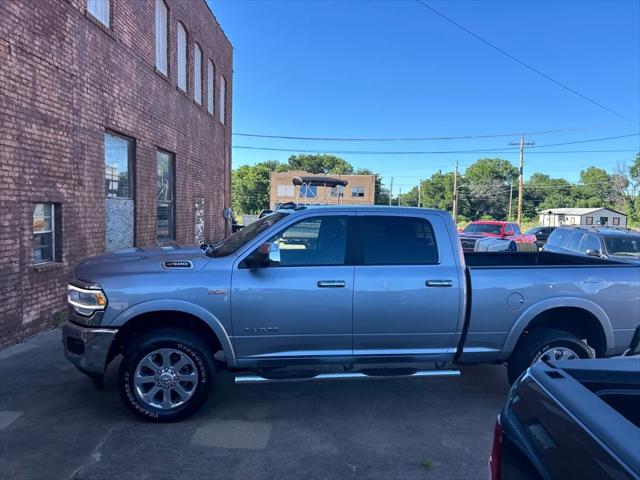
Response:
[0,0,232,347]
[539,208,627,227]
[270,171,376,209]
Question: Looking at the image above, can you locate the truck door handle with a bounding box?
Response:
[317,280,346,288]
[426,280,453,287]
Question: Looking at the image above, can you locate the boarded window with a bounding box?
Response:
[219,75,226,124]
[157,150,175,243]
[87,0,109,27]
[193,43,202,104]
[105,132,134,251]
[177,23,187,91]
[207,60,215,114]
[277,185,294,197]
[155,0,168,75]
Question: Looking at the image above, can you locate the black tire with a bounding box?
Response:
[118,328,215,422]
[507,328,593,385]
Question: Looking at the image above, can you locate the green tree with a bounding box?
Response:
[523,173,573,219]
[573,167,612,207]
[463,158,518,219]
[286,154,354,174]
[614,153,640,224]
[232,160,281,214]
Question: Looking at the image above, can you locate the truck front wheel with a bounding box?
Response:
[507,328,593,384]
[118,328,215,422]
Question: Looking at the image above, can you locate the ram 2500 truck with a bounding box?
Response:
[63,206,640,422]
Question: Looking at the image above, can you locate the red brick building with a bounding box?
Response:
[0,0,233,347]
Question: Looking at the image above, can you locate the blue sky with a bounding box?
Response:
[209,0,639,194]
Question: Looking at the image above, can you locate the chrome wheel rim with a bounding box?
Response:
[133,348,199,410]
[533,346,581,363]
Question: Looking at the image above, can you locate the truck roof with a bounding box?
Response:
[275,205,449,216]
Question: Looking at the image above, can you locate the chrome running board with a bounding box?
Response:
[234,369,460,384]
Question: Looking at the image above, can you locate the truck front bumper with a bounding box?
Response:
[62,321,118,379]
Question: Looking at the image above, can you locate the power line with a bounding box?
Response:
[232,125,607,142]
[232,146,636,155]
[415,1,639,125]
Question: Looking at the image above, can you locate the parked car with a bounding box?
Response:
[62,206,640,421]
[490,329,640,480]
[459,220,537,252]
[543,226,640,263]
[524,226,556,248]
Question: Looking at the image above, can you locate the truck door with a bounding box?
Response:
[353,213,464,360]
[231,213,354,362]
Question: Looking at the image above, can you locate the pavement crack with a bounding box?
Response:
[66,427,115,479]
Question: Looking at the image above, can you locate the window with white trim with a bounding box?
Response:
[193,43,202,104]
[351,186,365,197]
[613,217,620,226]
[33,204,57,264]
[277,185,294,197]
[207,60,215,114]
[155,0,168,75]
[87,0,109,27]
[219,75,226,124]
[177,23,187,91]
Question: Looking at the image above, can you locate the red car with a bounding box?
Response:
[459,221,537,252]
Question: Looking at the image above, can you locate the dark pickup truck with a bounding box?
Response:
[491,353,640,479]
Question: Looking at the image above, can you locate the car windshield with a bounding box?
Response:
[464,223,502,235]
[213,212,288,257]
[604,235,640,257]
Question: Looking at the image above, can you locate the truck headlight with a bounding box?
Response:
[68,284,107,316]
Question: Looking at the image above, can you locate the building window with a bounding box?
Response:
[207,60,215,114]
[177,23,187,91]
[87,0,109,27]
[352,186,365,197]
[219,75,226,124]
[105,132,133,198]
[193,43,202,104]
[613,217,620,226]
[105,132,135,251]
[330,185,344,197]
[599,216,608,225]
[157,150,175,243]
[586,216,593,225]
[277,185,294,197]
[155,0,168,75]
[33,204,58,264]
[558,214,566,224]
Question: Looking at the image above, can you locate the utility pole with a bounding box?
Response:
[452,161,459,223]
[398,186,402,206]
[418,179,422,208]
[508,180,513,221]
[389,177,393,206]
[509,136,535,226]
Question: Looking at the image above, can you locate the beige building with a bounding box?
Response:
[270,171,376,209]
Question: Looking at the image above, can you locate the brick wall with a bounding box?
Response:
[0,0,233,348]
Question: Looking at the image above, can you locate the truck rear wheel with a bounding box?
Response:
[507,328,593,384]
[118,328,215,422]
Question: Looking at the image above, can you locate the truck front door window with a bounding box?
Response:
[268,216,348,266]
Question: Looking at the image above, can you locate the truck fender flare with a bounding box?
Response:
[500,296,614,360]
[112,299,237,367]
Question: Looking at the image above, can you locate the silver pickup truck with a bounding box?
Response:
[63,206,640,422]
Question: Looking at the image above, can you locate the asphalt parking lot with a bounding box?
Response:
[0,329,510,480]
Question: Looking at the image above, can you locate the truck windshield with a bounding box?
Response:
[213,213,288,257]
[605,235,640,258]
[464,223,502,235]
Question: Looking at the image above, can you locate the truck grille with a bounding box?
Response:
[460,238,478,252]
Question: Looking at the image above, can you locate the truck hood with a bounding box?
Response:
[75,245,212,281]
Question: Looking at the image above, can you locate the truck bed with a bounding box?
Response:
[458,251,640,363]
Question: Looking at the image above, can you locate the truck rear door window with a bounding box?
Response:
[361,216,438,265]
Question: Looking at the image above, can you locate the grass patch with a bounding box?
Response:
[420,459,433,470]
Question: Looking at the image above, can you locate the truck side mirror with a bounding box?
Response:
[245,242,280,268]
[585,249,602,257]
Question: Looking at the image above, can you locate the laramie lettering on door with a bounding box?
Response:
[231,214,354,359]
